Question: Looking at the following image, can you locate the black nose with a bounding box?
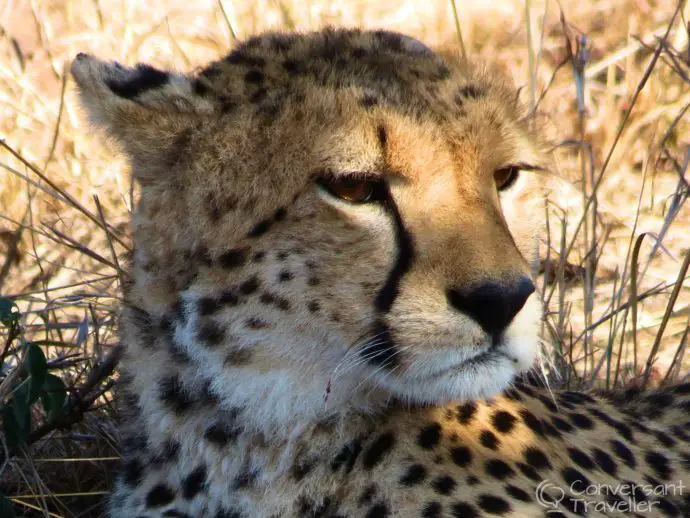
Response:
[446,277,535,335]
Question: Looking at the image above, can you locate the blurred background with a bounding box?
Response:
[0,0,689,515]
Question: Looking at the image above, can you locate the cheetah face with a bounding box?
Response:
[72,29,549,407]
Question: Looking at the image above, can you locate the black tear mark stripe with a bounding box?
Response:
[106,64,170,99]
[361,171,414,368]
[373,184,414,313]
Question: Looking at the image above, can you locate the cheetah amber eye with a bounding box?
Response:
[317,175,386,204]
[494,166,520,192]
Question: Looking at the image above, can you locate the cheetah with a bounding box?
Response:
[71,28,690,517]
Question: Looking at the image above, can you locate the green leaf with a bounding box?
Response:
[25,344,48,402]
[0,297,19,328]
[41,374,67,422]
[10,384,32,439]
[0,494,16,518]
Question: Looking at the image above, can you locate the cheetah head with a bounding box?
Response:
[72,29,549,425]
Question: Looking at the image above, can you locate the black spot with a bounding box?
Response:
[422,501,442,518]
[504,484,531,502]
[477,494,511,514]
[307,276,321,286]
[249,87,267,104]
[291,457,316,481]
[248,219,272,237]
[259,293,275,305]
[274,207,287,221]
[239,276,260,295]
[516,462,541,482]
[491,411,517,434]
[145,484,175,508]
[451,502,478,517]
[647,392,675,407]
[159,376,194,413]
[588,407,633,441]
[485,459,515,480]
[359,483,377,505]
[198,321,225,346]
[331,439,363,473]
[182,465,207,499]
[244,69,264,83]
[361,95,378,108]
[279,270,294,282]
[246,317,269,329]
[107,64,169,99]
[253,251,266,262]
[610,439,636,468]
[162,511,191,518]
[282,59,304,75]
[566,448,595,472]
[536,394,558,412]
[456,402,477,425]
[352,47,367,59]
[362,432,395,469]
[218,249,247,268]
[560,391,595,405]
[400,463,427,486]
[150,439,180,465]
[551,416,573,432]
[457,84,484,99]
[646,451,672,480]
[561,467,591,490]
[466,475,479,485]
[123,458,144,486]
[672,383,690,394]
[450,446,472,467]
[479,430,499,450]
[502,387,522,401]
[569,412,595,429]
[519,408,545,437]
[198,297,220,316]
[308,301,320,313]
[523,447,551,471]
[431,475,456,495]
[417,423,442,449]
[194,78,210,96]
[205,421,237,446]
[655,430,676,447]
[366,503,389,518]
[232,469,257,490]
[377,125,387,148]
[592,448,617,476]
[656,497,680,517]
[225,51,265,68]
[219,96,238,114]
[219,289,239,306]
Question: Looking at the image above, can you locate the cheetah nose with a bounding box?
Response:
[446,276,535,336]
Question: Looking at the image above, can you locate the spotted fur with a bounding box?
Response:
[71,28,690,517]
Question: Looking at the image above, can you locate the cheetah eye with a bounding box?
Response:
[494,166,520,192]
[316,174,387,204]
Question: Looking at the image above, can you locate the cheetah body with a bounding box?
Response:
[70,28,690,518]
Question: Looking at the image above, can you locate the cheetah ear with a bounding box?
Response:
[70,53,213,184]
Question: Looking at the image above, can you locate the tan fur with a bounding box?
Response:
[71,28,689,517]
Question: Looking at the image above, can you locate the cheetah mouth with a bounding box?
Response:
[415,348,511,380]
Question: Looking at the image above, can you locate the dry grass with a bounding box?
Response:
[0,0,689,515]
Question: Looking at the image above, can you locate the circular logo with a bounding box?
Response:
[536,480,565,512]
